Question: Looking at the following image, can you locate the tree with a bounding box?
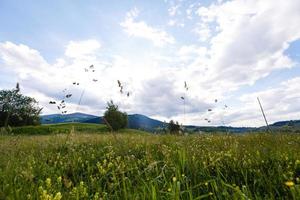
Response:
[0,83,42,127]
[168,120,180,134]
[103,100,127,131]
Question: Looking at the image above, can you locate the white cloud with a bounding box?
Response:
[168,19,176,26]
[177,45,208,62]
[65,40,101,58]
[180,0,300,96]
[0,40,107,115]
[167,19,184,27]
[120,8,175,47]
[134,75,210,118]
[194,22,212,42]
[226,77,300,127]
[199,0,300,84]
[168,4,180,16]
[169,0,300,125]
[0,41,48,71]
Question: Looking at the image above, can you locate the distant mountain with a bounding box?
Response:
[83,114,166,131]
[40,112,300,133]
[41,113,165,131]
[40,112,98,124]
[270,120,300,127]
[258,120,300,132]
[127,114,165,131]
[184,125,256,133]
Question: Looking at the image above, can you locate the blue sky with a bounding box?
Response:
[1,0,300,127]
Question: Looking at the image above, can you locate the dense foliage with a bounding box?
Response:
[103,101,127,131]
[168,120,181,134]
[0,85,42,127]
[0,131,299,199]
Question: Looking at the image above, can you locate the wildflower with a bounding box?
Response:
[93,192,99,200]
[172,177,177,182]
[108,162,113,168]
[209,192,213,196]
[53,192,62,200]
[205,182,208,186]
[285,181,295,187]
[167,188,171,192]
[57,176,62,183]
[45,178,51,188]
[79,181,88,198]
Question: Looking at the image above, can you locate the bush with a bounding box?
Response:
[0,83,42,127]
[103,101,127,131]
[168,120,180,134]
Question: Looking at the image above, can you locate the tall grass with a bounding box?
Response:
[0,132,299,199]
[6,123,109,135]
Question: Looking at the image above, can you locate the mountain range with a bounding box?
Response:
[40,112,300,133]
[41,112,166,132]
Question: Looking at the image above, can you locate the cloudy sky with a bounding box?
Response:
[1,0,300,127]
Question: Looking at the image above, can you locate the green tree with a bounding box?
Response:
[103,100,127,131]
[0,83,42,127]
[168,120,180,134]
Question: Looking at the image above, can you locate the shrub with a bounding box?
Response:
[103,101,127,131]
[0,83,42,127]
[168,120,180,134]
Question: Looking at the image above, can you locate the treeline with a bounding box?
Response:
[0,83,42,127]
[0,83,184,134]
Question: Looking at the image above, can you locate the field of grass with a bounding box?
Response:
[0,125,300,199]
[7,123,110,135]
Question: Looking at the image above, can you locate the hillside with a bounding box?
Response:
[184,125,256,133]
[270,120,300,127]
[41,113,166,131]
[84,114,166,131]
[259,120,300,133]
[40,113,98,124]
[40,112,300,133]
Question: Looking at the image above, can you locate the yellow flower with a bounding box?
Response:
[285,181,295,187]
[45,178,51,188]
[205,182,208,186]
[172,177,177,182]
[108,162,113,168]
[57,176,62,183]
[167,188,171,192]
[53,192,62,200]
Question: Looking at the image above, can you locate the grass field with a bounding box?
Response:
[7,123,110,135]
[0,124,300,199]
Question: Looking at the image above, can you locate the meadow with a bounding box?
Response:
[0,124,300,199]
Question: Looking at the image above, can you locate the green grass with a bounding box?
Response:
[7,123,147,136]
[0,128,300,199]
[8,123,109,135]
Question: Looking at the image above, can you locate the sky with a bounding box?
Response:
[1,0,300,127]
